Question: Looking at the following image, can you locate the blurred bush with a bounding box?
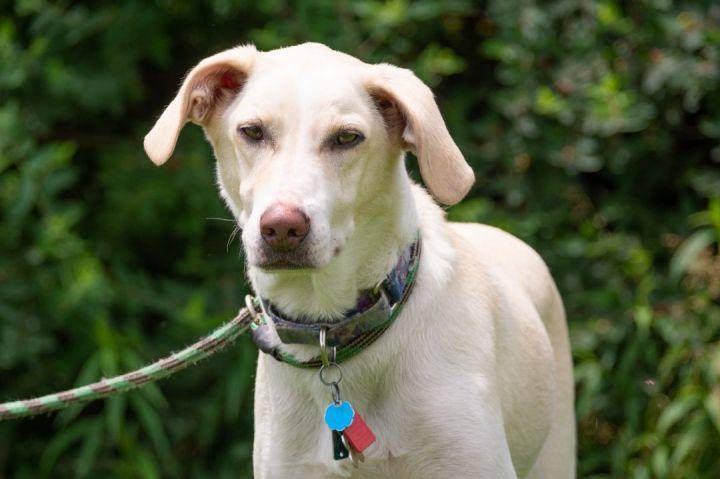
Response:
[0,1,718,478]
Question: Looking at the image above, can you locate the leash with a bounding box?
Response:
[0,307,255,421]
[1,236,421,424]
[0,268,416,421]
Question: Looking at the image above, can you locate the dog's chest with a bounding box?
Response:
[257,354,429,477]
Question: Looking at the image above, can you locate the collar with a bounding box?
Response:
[248,233,421,368]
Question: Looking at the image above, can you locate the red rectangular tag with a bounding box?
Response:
[343,412,376,453]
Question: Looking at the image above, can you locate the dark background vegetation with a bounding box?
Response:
[1,1,719,477]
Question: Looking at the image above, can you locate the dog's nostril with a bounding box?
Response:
[262,226,277,238]
[259,203,310,251]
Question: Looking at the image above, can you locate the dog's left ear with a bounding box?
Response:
[144,44,257,166]
[365,64,474,205]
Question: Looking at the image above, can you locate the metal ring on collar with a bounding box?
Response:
[319,362,343,386]
[319,327,329,367]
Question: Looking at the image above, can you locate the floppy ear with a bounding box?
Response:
[144,44,257,166]
[365,64,474,205]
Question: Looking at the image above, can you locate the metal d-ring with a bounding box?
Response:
[319,327,337,367]
[319,327,329,367]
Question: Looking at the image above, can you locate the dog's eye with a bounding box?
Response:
[239,125,264,141]
[335,131,363,147]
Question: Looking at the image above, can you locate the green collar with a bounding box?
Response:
[247,235,421,368]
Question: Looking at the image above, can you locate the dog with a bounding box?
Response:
[144,42,575,478]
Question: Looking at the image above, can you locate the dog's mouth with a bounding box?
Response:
[248,232,344,271]
[258,260,316,270]
[254,243,345,270]
[254,250,318,270]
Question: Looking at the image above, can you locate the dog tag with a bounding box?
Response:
[341,433,363,467]
[332,431,349,460]
[343,411,376,453]
[324,400,355,431]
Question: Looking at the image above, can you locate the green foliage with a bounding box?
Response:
[1,0,718,477]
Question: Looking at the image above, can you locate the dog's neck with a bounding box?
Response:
[247,161,419,322]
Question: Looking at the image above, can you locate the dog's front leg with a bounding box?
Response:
[253,355,351,479]
[253,354,272,478]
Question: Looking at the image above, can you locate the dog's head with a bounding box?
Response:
[144,43,473,271]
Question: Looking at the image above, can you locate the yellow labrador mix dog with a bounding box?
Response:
[144,43,575,478]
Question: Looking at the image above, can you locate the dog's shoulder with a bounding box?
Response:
[446,222,559,315]
[448,222,549,276]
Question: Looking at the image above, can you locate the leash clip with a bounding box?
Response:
[245,295,266,326]
[246,295,283,359]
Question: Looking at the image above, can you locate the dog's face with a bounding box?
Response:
[144,43,473,272]
[215,54,393,270]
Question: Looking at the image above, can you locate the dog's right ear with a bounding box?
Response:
[144,44,257,166]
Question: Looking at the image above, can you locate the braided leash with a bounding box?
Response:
[0,307,254,421]
[1,236,420,422]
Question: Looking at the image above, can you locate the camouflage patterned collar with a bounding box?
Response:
[250,235,421,368]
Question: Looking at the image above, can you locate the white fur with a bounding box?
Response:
[145,42,576,478]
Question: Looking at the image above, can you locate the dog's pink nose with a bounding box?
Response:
[260,203,310,251]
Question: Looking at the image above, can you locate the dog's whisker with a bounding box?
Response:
[226,225,241,252]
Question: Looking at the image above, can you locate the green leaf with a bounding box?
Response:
[657,394,701,436]
[40,418,100,475]
[671,411,706,466]
[669,228,716,282]
[704,390,720,435]
[131,448,161,479]
[75,419,103,478]
[129,394,172,465]
[651,445,669,479]
[106,394,126,442]
[709,197,720,241]
[199,394,222,449]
